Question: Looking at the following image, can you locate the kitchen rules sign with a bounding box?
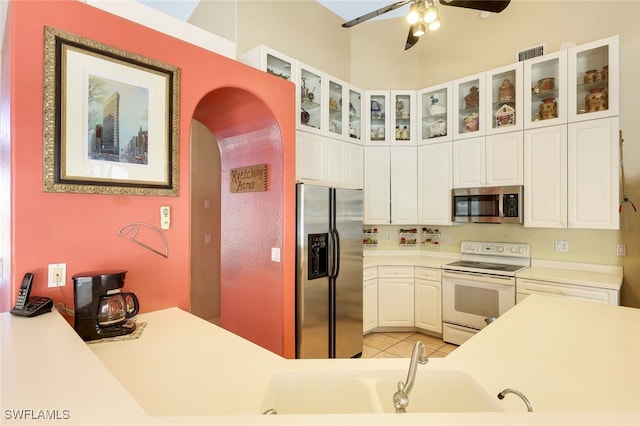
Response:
[229,164,268,193]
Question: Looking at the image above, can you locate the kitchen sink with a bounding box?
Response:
[373,369,504,413]
[260,368,503,415]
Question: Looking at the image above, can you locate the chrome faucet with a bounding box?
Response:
[498,388,533,412]
[393,341,428,413]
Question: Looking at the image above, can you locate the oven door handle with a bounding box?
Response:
[442,270,515,285]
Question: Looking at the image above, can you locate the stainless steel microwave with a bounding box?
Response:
[452,186,523,224]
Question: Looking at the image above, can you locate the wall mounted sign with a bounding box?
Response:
[43,26,180,196]
[229,164,268,193]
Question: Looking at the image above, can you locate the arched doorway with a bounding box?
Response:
[190,87,295,357]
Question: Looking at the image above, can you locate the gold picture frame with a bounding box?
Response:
[43,26,180,196]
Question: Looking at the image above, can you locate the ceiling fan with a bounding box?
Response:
[342,0,511,51]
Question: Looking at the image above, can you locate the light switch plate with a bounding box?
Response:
[271,247,281,262]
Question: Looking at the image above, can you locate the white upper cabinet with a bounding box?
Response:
[418,142,452,225]
[524,125,568,228]
[485,131,524,186]
[568,35,619,123]
[326,76,347,140]
[390,146,418,224]
[453,132,523,188]
[391,91,417,145]
[452,137,485,188]
[363,146,417,224]
[486,62,523,135]
[297,62,324,135]
[524,50,568,129]
[239,44,297,83]
[363,146,391,224]
[453,73,485,140]
[417,82,453,144]
[567,117,619,229]
[365,91,391,145]
[325,77,364,144]
[347,85,364,144]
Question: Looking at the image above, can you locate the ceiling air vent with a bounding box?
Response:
[517,44,545,62]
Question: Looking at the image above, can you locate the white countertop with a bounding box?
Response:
[516,259,623,291]
[2,296,639,425]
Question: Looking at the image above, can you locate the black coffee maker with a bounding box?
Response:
[73,270,139,341]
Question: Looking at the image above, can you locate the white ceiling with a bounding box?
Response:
[315,0,411,22]
[135,0,408,23]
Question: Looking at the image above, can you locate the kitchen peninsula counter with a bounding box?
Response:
[2,296,639,425]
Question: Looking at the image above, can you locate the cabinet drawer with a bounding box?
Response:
[363,266,378,281]
[378,265,414,278]
[415,266,441,281]
[517,278,619,305]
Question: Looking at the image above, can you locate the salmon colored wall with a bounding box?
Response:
[5,0,296,357]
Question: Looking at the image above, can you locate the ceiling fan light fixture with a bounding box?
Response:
[412,22,426,37]
[406,3,420,24]
[423,5,438,23]
[428,18,441,31]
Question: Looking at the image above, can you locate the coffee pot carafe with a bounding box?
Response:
[73,270,139,341]
[97,291,139,327]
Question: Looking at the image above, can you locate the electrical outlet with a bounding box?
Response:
[386,233,391,241]
[616,244,626,256]
[554,240,569,253]
[444,235,452,244]
[48,263,67,288]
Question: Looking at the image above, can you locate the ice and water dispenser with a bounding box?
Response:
[308,233,328,279]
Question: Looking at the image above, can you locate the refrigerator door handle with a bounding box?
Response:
[332,229,341,278]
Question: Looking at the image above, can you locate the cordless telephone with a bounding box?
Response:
[10,273,53,317]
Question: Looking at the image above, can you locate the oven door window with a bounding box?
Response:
[454,284,499,319]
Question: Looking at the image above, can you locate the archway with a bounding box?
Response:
[190,87,294,357]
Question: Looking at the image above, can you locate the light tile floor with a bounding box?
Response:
[362,332,458,359]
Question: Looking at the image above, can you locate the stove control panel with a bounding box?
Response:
[460,241,530,258]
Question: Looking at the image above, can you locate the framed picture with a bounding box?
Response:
[43,26,180,196]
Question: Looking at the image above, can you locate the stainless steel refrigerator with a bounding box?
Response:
[295,183,363,359]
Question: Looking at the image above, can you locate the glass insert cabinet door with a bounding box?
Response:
[298,63,324,134]
[418,82,452,144]
[327,78,344,138]
[568,35,619,123]
[366,91,390,144]
[486,63,523,134]
[348,87,363,142]
[524,50,568,129]
[391,91,416,144]
[453,73,485,140]
[266,53,293,81]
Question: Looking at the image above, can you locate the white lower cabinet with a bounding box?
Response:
[414,267,442,334]
[363,266,378,333]
[377,266,414,327]
[517,278,619,305]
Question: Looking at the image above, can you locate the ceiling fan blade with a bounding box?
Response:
[342,0,414,28]
[405,26,420,51]
[439,0,511,13]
